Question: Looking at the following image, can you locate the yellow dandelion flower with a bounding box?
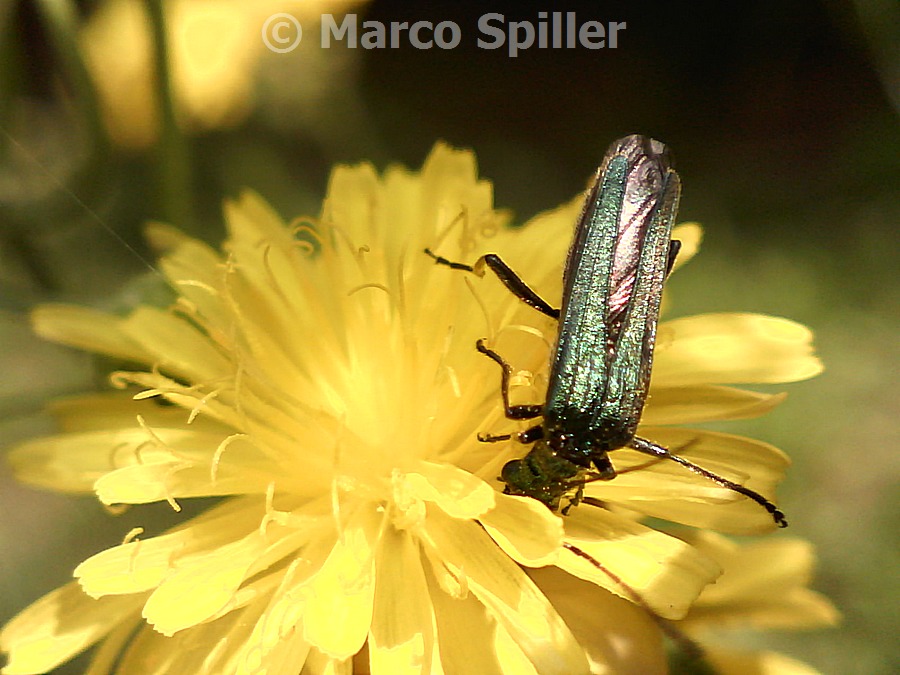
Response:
[1,143,822,674]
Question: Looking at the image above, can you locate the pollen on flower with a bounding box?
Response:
[1,143,826,674]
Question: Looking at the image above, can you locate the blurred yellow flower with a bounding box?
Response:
[81,0,365,147]
[676,532,839,674]
[1,144,823,673]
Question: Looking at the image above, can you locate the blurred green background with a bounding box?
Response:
[1,1,897,673]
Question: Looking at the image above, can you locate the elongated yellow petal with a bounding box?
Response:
[0,583,143,675]
[122,307,233,383]
[402,461,495,519]
[557,507,721,619]
[146,222,231,329]
[46,393,228,434]
[300,508,379,659]
[529,566,667,675]
[702,647,824,675]
[653,314,823,386]
[111,604,299,675]
[643,385,787,425]
[142,524,307,636]
[421,509,589,674]
[93,449,281,506]
[10,423,283,502]
[597,427,790,534]
[31,305,153,363]
[109,370,242,428]
[368,527,435,674]
[480,493,563,566]
[8,431,116,493]
[426,568,505,675]
[227,535,339,673]
[493,623,541,675]
[76,498,267,596]
[680,533,839,630]
[83,617,142,674]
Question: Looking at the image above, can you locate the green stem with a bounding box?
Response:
[145,0,192,228]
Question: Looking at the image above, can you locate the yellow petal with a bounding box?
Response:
[76,498,266,596]
[399,143,497,247]
[670,222,703,272]
[92,434,282,506]
[593,427,790,534]
[653,314,823,386]
[46,393,227,434]
[421,509,589,674]
[493,622,540,674]
[223,599,312,675]
[497,194,576,272]
[300,508,379,659]
[299,647,353,675]
[244,626,312,675]
[112,604,299,675]
[110,622,190,674]
[480,493,563,566]
[368,527,435,674]
[10,423,275,504]
[229,534,340,673]
[693,588,839,631]
[0,582,143,674]
[121,306,233,383]
[148,223,231,332]
[142,522,307,636]
[682,533,840,630]
[702,647,824,675]
[320,163,382,242]
[109,370,241,428]
[403,462,495,519]
[83,618,143,674]
[93,459,189,506]
[227,190,298,247]
[693,535,811,603]
[10,422,232,495]
[31,304,153,363]
[557,507,721,619]
[8,431,116,493]
[426,567,505,675]
[642,385,787,425]
[529,566,667,675]
[143,563,241,636]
